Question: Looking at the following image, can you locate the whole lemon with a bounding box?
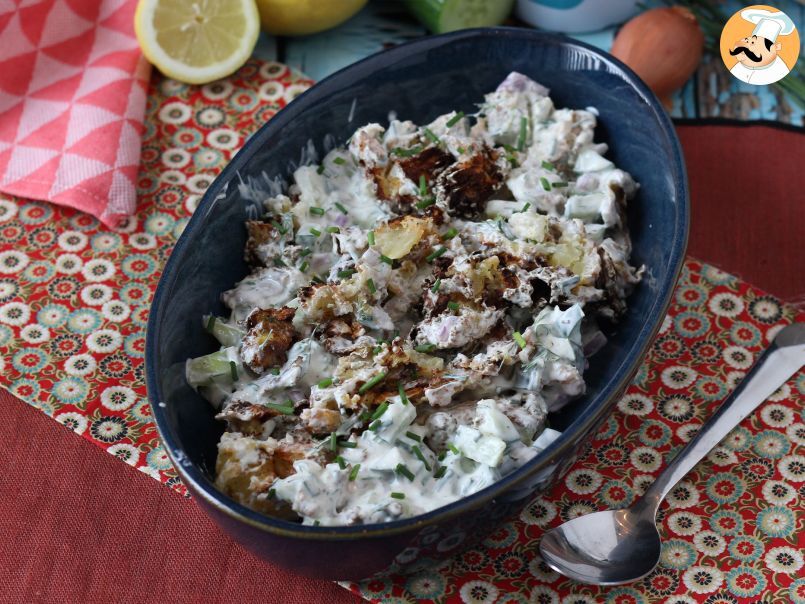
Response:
[255,0,368,36]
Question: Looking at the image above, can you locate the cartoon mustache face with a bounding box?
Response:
[730,45,763,62]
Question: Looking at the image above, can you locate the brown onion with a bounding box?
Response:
[611,7,704,108]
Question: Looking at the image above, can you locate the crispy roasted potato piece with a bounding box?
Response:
[435,149,503,218]
[245,220,280,266]
[241,306,297,373]
[398,146,454,184]
[374,215,428,260]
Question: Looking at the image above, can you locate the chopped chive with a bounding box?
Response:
[336,455,347,469]
[367,231,375,246]
[229,361,238,381]
[513,331,527,349]
[373,345,383,355]
[337,269,355,279]
[503,143,516,153]
[309,227,321,237]
[317,377,333,388]
[368,419,381,431]
[395,463,415,481]
[540,177,551,191]
[416,197,435,210]
[431,278,441,293]
[507,155,519,168]
[358,371,387,394]
[442,227,458,240]
[553,181,568,188]
[270,367,281,375]
[434,466,447,479]
[405,431,421,442]
[414,343,436,353]
[412,445,432,471]
[367,278,377,294]
[334,202,348,214]
[380,255,393,265]
[419,174,427,197]
[310,206,325,216]
[437,451,446,461]
[329,432,338,452]
[517,116,528,152]
[520,202,531,213]
[423,127,440,145]
[446,111,464,127]
[541,160,555,170]
[299,261,309,273]
[311,275,325,284]
[266,401,295,415]
[348,464,361,481]
[358,410,372,422]
[457,146,466,154]
[390,492,405,499]
[299,248,312,257]
[371,401,389,422]
[333,157,346,165]
[326,226,340,234]
[268,488,276,498]
[338,440,357,448]
[448,443,460,455]
[316,165,325,174]
[314,520,320,526]
[206,315,216,332]
[426,247,447,263]
[273,256,286,267]
[271,221,287,235]
[391,145,423,157]
[398,382,409,405]
[447,301,460,311]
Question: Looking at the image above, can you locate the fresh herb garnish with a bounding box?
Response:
[446,111,464,127]
[273,256,286,267]
[371,401,389,421]
[423,127,440,145]
[358,371,387,394]
[348,464,361,481]
[447,301,460,311]
[405,431,421,442]
[229,361,238,381]
[338,440,357,448]
[541,160,554,171]
[337,269,355,279]
[431,278,441,293]
[391,145,423,157]
[329,432,337,452]
[426,247,447,263]
[316,165,325,175]
[412,445,432,471]
[390,492,406,499]
[442,227,458,240]
[419,174,427,197]
[434,466,447,479]
[368,419,381,431]
[317,377,333,388]
[326,226,340,234]
[540,177,551,191]
[517,116,528,152]
[299,260,309,273]
[553,181,568,188]
[271,221,287,235]
[266,401,295,415]
[309,227,321,237]
[448,443,460,455]
[520,202,531,213]
[336,456,347,469]
[513,331,527,349]
[380,255,393,265]
[416,197,435,210]
[299,248,312,257]
[334,202,348,214]
[398,382,409,405]
[367,278,377,294]
[414,343,436,353]
[332,157,346,165]
[395,463,415,482]
[310,206,325,216]
[367,230,375,246]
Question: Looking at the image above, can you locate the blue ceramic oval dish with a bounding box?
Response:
[146,27,688,580]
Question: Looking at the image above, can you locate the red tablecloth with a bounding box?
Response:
[1,93,802,601]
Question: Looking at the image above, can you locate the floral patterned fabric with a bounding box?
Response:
[0,59,802,604]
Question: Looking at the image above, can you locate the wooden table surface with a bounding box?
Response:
[2,122,803,603]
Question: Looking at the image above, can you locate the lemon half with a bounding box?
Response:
[135,0,260,84]
[255,0,367,36]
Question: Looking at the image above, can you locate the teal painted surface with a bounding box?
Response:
[254,0,804,124]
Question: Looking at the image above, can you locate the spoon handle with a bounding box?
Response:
[639,323,805,513]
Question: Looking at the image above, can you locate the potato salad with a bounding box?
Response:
[186,73,642,526]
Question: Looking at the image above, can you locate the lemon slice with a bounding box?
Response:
[135,0,260,84]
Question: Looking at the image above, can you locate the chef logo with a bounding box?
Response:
[720,5,799,85]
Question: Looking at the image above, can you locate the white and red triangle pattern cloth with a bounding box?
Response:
[0,0,150,226]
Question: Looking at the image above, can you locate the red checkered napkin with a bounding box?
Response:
[0,0,150,226]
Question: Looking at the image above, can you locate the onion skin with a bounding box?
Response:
[611,7,704,108]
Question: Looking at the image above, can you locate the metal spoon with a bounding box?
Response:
[540,323,805,585]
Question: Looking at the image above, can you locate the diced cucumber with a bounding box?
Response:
[186,346,241,389]
[204,315,245,347]
[453,425,506,467]
[405,0,515,34]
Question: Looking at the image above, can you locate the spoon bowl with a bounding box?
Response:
[540,508,661,586]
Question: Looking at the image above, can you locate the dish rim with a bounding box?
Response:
[146,26,689,539]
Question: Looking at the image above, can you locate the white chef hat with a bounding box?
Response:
[740,8,796,43]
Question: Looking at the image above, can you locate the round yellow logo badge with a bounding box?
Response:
[720,5,800,85]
